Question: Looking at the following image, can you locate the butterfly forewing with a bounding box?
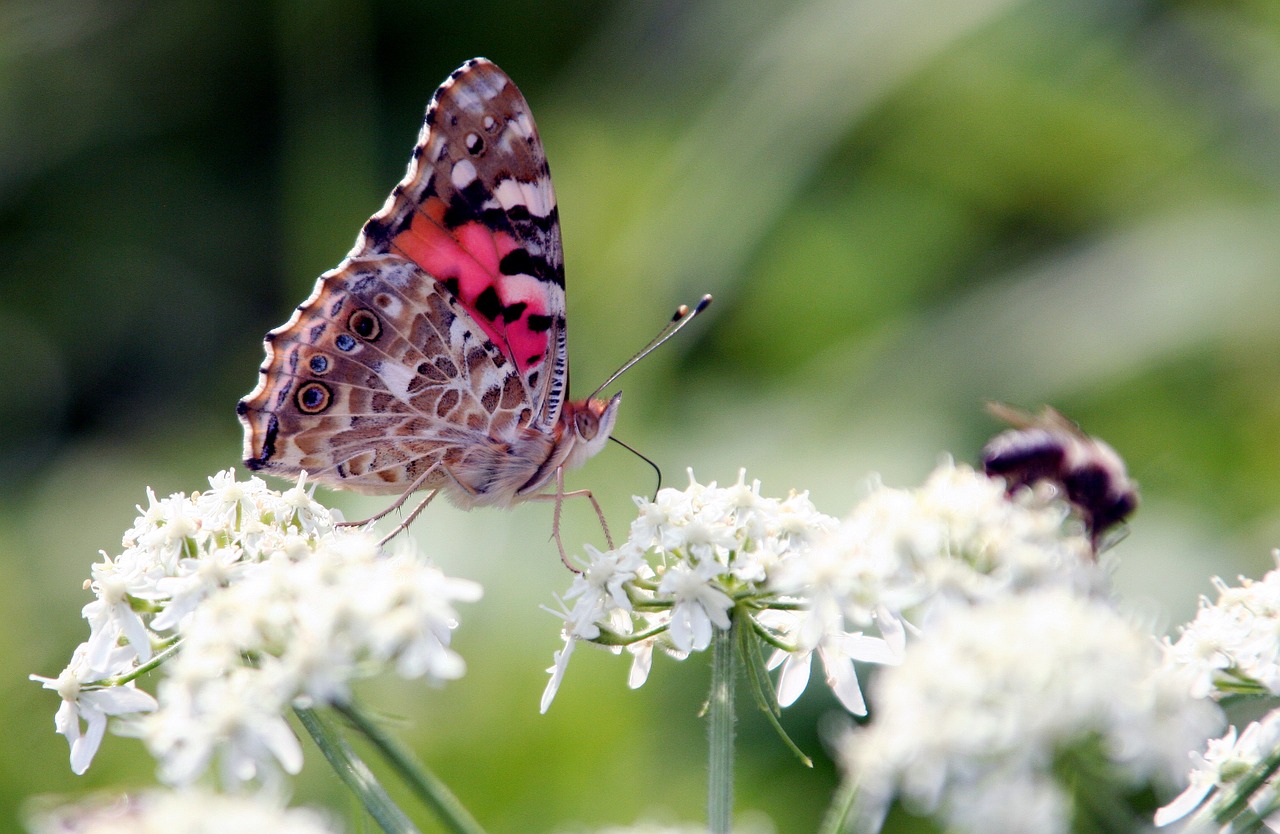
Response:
[354,58,567,430]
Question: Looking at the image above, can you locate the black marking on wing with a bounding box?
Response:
[475,285,503,321]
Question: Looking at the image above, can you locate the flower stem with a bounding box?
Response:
[1213,735,1280,826]
[336,699,488,834]
[293,705,420,834]
[708,618,736,833]
[817,775,858,834]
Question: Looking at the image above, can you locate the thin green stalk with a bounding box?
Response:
[817,775,858,834]
[98,639,182,686]
[335,699,487,834]
[1213,739,1280,826]
[738,613,810,766]
[708,618,736,834]
[294,705,420,834]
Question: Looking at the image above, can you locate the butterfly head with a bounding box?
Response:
[560,392,623,471]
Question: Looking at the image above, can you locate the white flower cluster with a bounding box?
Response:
[26,789,342,834]
[542,470,863,712]
[31,470,480,786]
[544,463,1108,716]
[766,460,1106,713]
[1163,551,1280,699]
[1156,709,1280,827]
[800,460,1106,628]
[842,590,1222,834]
[1153,553,1280,827]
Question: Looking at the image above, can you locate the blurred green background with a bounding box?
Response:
[6,0,1280,831]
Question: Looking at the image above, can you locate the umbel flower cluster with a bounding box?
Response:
[31,470,480,787]
[842,589,1219,834]
[543,462,1111,716]
[541,457,1227,834]
[1156,552,1280,827]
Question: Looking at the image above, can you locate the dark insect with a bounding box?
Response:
[982,403,1138,551]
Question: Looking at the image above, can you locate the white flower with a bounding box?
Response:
[34,470,480,786]
[143,664,303,787]
[82,549,157,667]
[30,646,157,775]
[1156,709,1280,827]
[25,789,343,834]
[543,470,856,710]
[194,468,262,528]
[540,639,577,714]
[841,590,1222,834]
[1164,550,1280,699]
[766,613,903,715]
[659,561,733,652]
[792,461,1104,624]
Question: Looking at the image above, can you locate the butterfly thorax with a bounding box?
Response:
[443,391,620,509]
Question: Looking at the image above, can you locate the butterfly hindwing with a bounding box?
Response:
[239,255,535,495]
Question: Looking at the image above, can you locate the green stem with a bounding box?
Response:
[708,618,736,834]
[294,705,420,834]
[748,616,798,654]
[817,775,858,834]
[97,639,182,687]
[336,699,488,834]
[1214,738,1280,826]
[737,616,811,767]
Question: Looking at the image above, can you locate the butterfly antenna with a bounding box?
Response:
[588,295,712,400]
[609,435,663,499]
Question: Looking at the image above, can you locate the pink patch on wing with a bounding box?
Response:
[392,201,551,373]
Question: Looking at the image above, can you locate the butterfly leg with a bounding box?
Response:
[338,462,443,527]
[362,463,472,545]
[529,468,615,570]
[376,489,441,546]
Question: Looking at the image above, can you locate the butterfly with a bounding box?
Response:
[237,58,706,563]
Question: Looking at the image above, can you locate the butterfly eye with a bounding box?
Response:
[348,309,382,341]
[296,382,332,414]
[575,410,599,441]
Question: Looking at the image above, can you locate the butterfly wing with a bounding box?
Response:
[238,255,546,495]
[239,59,567,497]
[354,58,567,431]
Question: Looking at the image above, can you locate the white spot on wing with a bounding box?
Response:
[378,361,416,402]
[376,294,403,317]
[448,71,505,115]
[449,85,486,114]
[514,112,534,138]
[493,177,555,218]
[451,159,478,189]
[497,272,547,305]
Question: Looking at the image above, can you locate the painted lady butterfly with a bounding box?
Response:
[237,58,706,562]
